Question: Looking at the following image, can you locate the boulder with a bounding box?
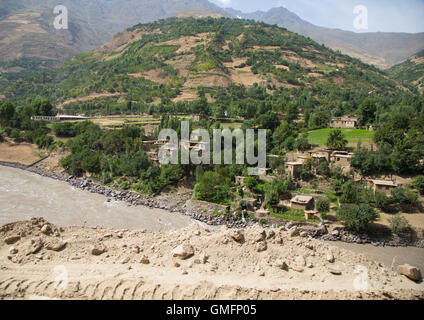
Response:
[172,243,194,260]
[4,235,20,245]
[326,253,335,263]
[40,224,52,235]
[229,229,244,242]
[256,241,267,252]
[328,267,342,275]
[275,259,288,270]
[140,256,150,264]
[254,230,266,242]
[9,247,18,254]
[46,240,67,252]
[27,238,43,255]
[398,264,422,282]
[91,244,106,256]
[289,227,299,237]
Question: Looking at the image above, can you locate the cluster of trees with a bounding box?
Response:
[0,100,56,149]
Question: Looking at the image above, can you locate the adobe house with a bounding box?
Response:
[369,180,398,195]
[330,116,358,129]
[284,162,303,179]
[330,152,353,167]
[290,195,315,211]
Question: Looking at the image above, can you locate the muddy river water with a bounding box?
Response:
[0,165,192,231]
[1,165,423,271]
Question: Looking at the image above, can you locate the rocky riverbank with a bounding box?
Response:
[0,218,422,300]
[1,161,423,249]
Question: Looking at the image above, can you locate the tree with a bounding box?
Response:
[389,214,411,235]
[340,180,361,204]
[194,171,230,204]
[412,175,424,195]
[32,100,55,116]
[326,129,347,150]
[0,102,16,126]
[316,198,330,213]
[337,204,379,232]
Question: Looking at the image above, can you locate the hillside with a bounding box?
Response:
[2,17,405,115]
[1,1,424,77]
[0,0,225,68]
[388,50,424,94]
[226,7,424,70]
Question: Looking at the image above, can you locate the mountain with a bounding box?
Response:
[388,50,424,93]
[2,17,405,115]
[225,7,424,70]
[1,1,424,75]
[0,0,225,67]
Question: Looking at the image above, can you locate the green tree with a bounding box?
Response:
[194,171,231,204]
[326,129,348,150]
[412,175,424,195]
[316,198,330,213]
[0,102,16,127]
[337,204,379,232]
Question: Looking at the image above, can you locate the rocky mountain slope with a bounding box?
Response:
[1,1,424,74]
[2,17,403,109]
[226,7,424,70]
[0,0,225,67]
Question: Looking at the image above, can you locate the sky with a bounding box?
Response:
[210,0,424,33]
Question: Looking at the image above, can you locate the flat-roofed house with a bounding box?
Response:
[284,162,303,179]
[330,116,358,129]
[369,180,398,195]
[330,152,353,167]
[290,195,315,211]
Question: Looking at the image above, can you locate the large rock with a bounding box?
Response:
[275,259,288,270]
[91,244,106,256]
[289,227,299,237]
[27,238,43,255]
[253,230,266,242]
[398,264,422,282]
[172,243,194,260]
[256,241,267,252]
[4,235,20,245]
[229,229,244,242]
[46,240,67,252]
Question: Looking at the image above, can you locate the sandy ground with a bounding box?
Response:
[0,141,41,165]
[0,218,423,300]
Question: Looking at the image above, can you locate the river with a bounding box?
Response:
[0,165,192,231]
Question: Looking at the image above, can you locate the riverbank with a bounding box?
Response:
[0,218,423,300]
[1,158,424,248]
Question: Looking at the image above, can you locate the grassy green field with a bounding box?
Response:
[308,128,375,148]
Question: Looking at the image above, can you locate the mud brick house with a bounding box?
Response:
[285,162,303,179]
[330,116,358,129]
[290,195,315,211]
[369,180,398,195]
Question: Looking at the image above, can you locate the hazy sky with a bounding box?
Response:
[210,0,424,33]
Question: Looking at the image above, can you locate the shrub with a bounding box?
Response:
[389,214,411,235]
[337,204,379,232]
[244,176,258,189]
[390,187,418,205]
[9,128,21,140]
[412,176,424,195]
[316,198,330,213]
[375,192,391,211]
